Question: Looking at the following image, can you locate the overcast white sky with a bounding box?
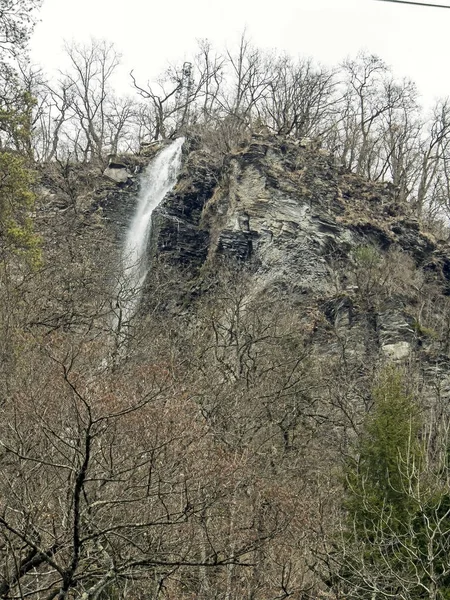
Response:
[30,0,450,108]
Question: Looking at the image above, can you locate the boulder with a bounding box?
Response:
[103,166,130,184]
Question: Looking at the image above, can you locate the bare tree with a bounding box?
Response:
[131,41,224,141]
[415,99,450,218]
[0,330,275,600]
[260,55,336,138]
[377,78,421,202]
[222,32,273,126]
[59,39,123,162]
[194,39,225,124]
[0,0,42,55]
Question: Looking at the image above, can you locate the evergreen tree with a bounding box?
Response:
[336,368,450,600]
[0,152,40,265]
[345,366,422,535]
[0,0,41,264]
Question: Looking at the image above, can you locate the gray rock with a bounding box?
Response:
[103,166,131,184]
[382,341,411,361]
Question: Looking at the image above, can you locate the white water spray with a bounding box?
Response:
[120,137,185,321]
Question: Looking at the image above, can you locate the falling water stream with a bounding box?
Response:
[120,137,185,322]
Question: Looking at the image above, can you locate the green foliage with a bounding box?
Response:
[0,91,36,155]
[0,4,42,267]
[0,151,41,266]
[413,317,438,339]
[0,0,42,156]
[352,244,381,269]
[0,61,37,155]
[345,367,422,534]
[338,369,450,599]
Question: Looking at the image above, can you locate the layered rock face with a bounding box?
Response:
[154,136,446,288]
[35,133,450,443]
[40,134,450,383]
[144,135,450,384]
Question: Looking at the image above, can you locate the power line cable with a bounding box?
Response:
[374,0,450,8]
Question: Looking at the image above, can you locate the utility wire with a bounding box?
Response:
[374,0,450,7]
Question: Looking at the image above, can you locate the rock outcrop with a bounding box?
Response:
[152,136,450,292]
[103,164,131,185]
[37,134,450,389]
[140,135,450,397]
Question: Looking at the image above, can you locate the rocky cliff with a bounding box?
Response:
[36,134,450,393]
[141,136,450,373]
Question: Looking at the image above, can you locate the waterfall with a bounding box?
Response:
[119,137,185,322]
